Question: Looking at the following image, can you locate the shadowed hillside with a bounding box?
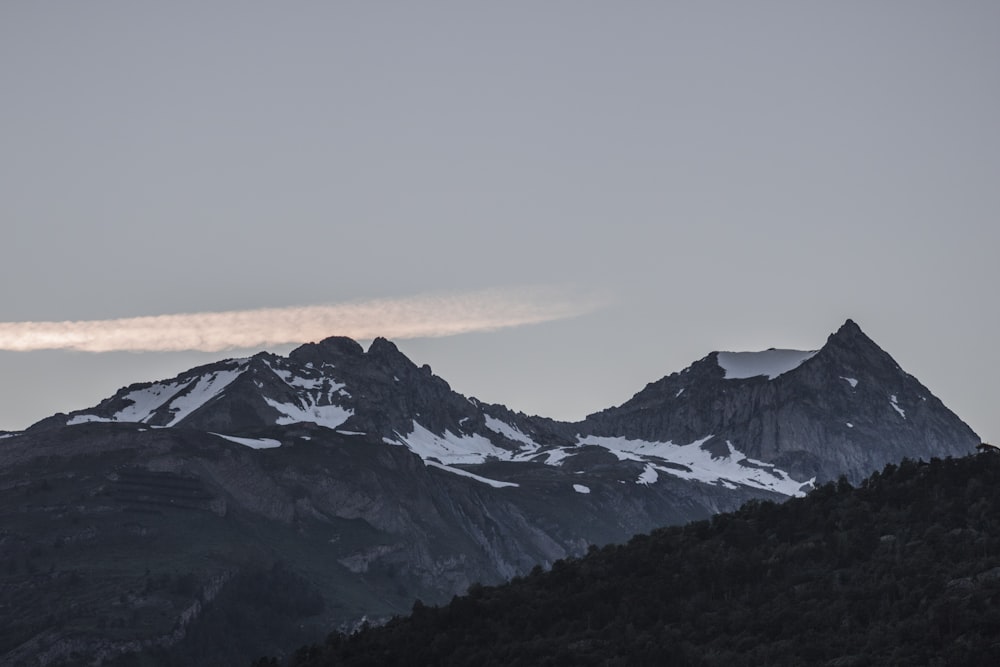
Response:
[272,452,1000,667]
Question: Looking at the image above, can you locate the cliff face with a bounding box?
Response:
[581,320,979,483]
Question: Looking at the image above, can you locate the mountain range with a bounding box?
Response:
[0,319,979,665]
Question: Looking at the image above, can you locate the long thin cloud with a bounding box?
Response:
[0,287,606,353]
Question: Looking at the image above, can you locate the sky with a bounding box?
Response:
[2,2,998,445]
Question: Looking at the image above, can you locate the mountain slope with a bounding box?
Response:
[278,452,1000,667]
[1,421,773,666]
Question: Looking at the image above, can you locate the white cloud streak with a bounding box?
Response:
[0,287,606,353]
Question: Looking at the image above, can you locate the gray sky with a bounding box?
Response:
[2,2,998,445]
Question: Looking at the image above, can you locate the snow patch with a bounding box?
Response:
[483,415,539,448]
[675,388,685,397]
[573,484,591,494]
[124,379,198,422]
[164,367,245,426]
[841,376,859,388]
[717,349,818,380]
[637,464,659,485]
[389,421,514,465]
[846,422,854,428]
[576,435,809,496]
[66,415,109,425]
[211,433,281,449]
[541,448,573,465]
[263,397,353,429]
[265,361,352,424]
[268,364,338,392]
[67,379,191,425]
[425,461,519,488]
[890,395,906,419]
[66,362,247,426]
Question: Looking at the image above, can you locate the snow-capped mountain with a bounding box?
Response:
[41,319,976,491]
[3,319,979,665]
[42,335,815,497]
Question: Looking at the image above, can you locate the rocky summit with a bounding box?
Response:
[0,320,979,665]
[583,319,977,484]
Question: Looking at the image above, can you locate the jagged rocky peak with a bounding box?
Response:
[831,317,865,341]
[594,323,840,414]
[366,337,452,395]
[816,318,904,372]
[706,318,890,382]
[288,335,365,365]
[288,335,439,384]
[820,319,877,354]
[367,336,422,373]
[367,336,403,358]
[581,319,979,484]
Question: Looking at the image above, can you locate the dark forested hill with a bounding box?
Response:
[272,452,1000,667]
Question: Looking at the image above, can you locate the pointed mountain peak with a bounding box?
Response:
[822,318,883,354]
[367,336,401,357]
[366,336,437,379]
[367,337,413,368]
[828,318,868,341]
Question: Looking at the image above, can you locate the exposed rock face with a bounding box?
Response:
[582,320,979,483]
[3,319,980,664]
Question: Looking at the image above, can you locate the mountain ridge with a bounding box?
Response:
[22,319,979,491]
